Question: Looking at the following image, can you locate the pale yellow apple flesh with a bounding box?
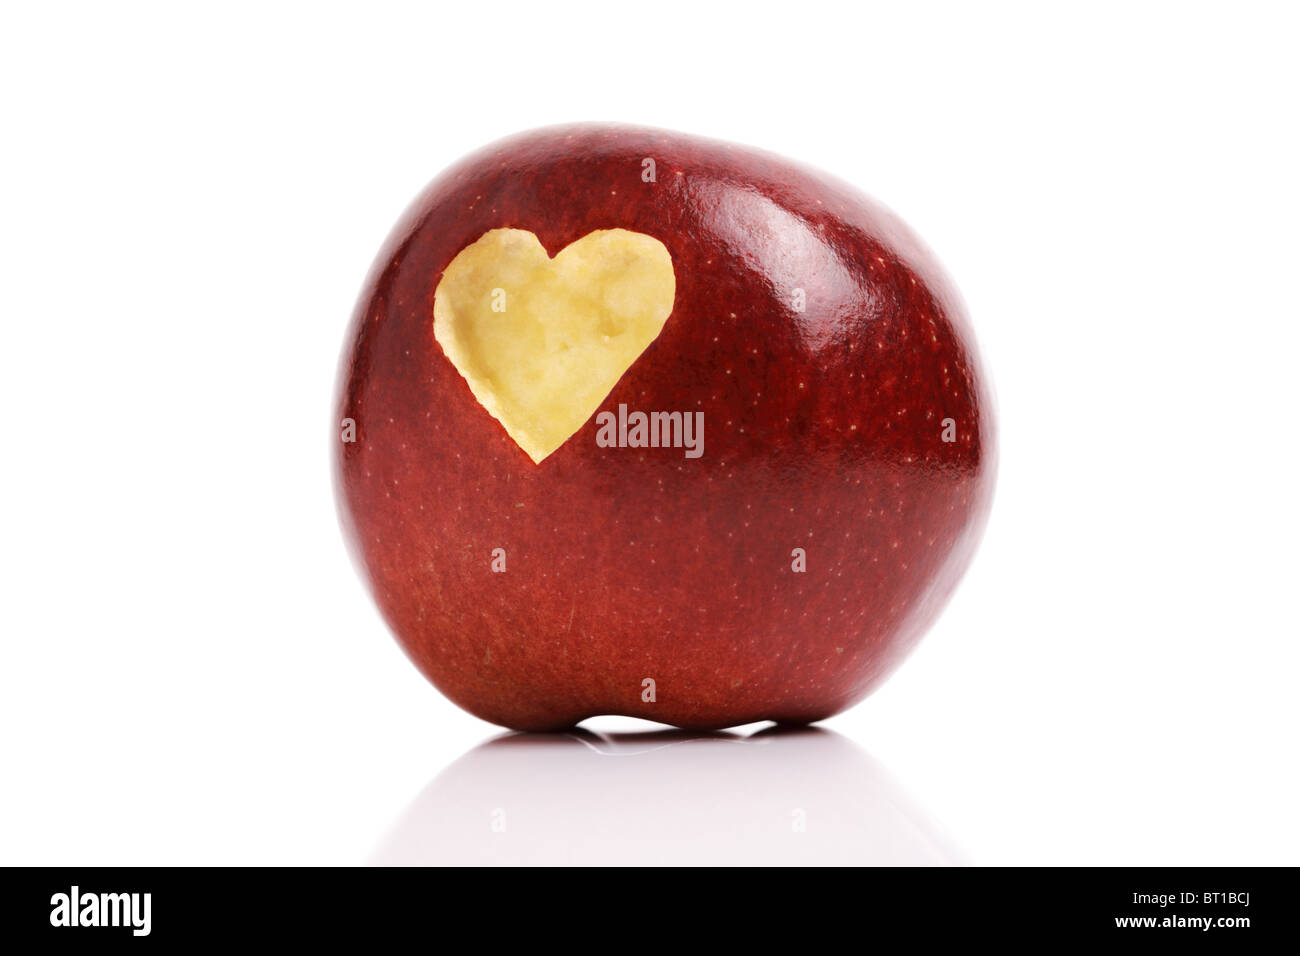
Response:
[433,228,676,463]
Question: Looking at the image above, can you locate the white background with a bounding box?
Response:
[2,1,1296,865]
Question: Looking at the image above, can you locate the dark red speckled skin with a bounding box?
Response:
[335,124,996,731]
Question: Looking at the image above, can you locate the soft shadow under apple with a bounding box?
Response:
[369,725,964,865]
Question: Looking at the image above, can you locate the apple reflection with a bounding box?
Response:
[371,726,963,865]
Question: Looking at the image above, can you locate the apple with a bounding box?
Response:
[334,124,995,731]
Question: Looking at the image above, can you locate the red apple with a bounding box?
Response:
[334,124,995,731]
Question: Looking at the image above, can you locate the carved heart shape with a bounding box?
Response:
[433,228,676,463]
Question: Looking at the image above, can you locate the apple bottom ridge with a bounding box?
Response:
[476,715,835,734]
[431,689,849,733]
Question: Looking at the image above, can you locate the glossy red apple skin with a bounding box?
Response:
[335,124,995,731]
